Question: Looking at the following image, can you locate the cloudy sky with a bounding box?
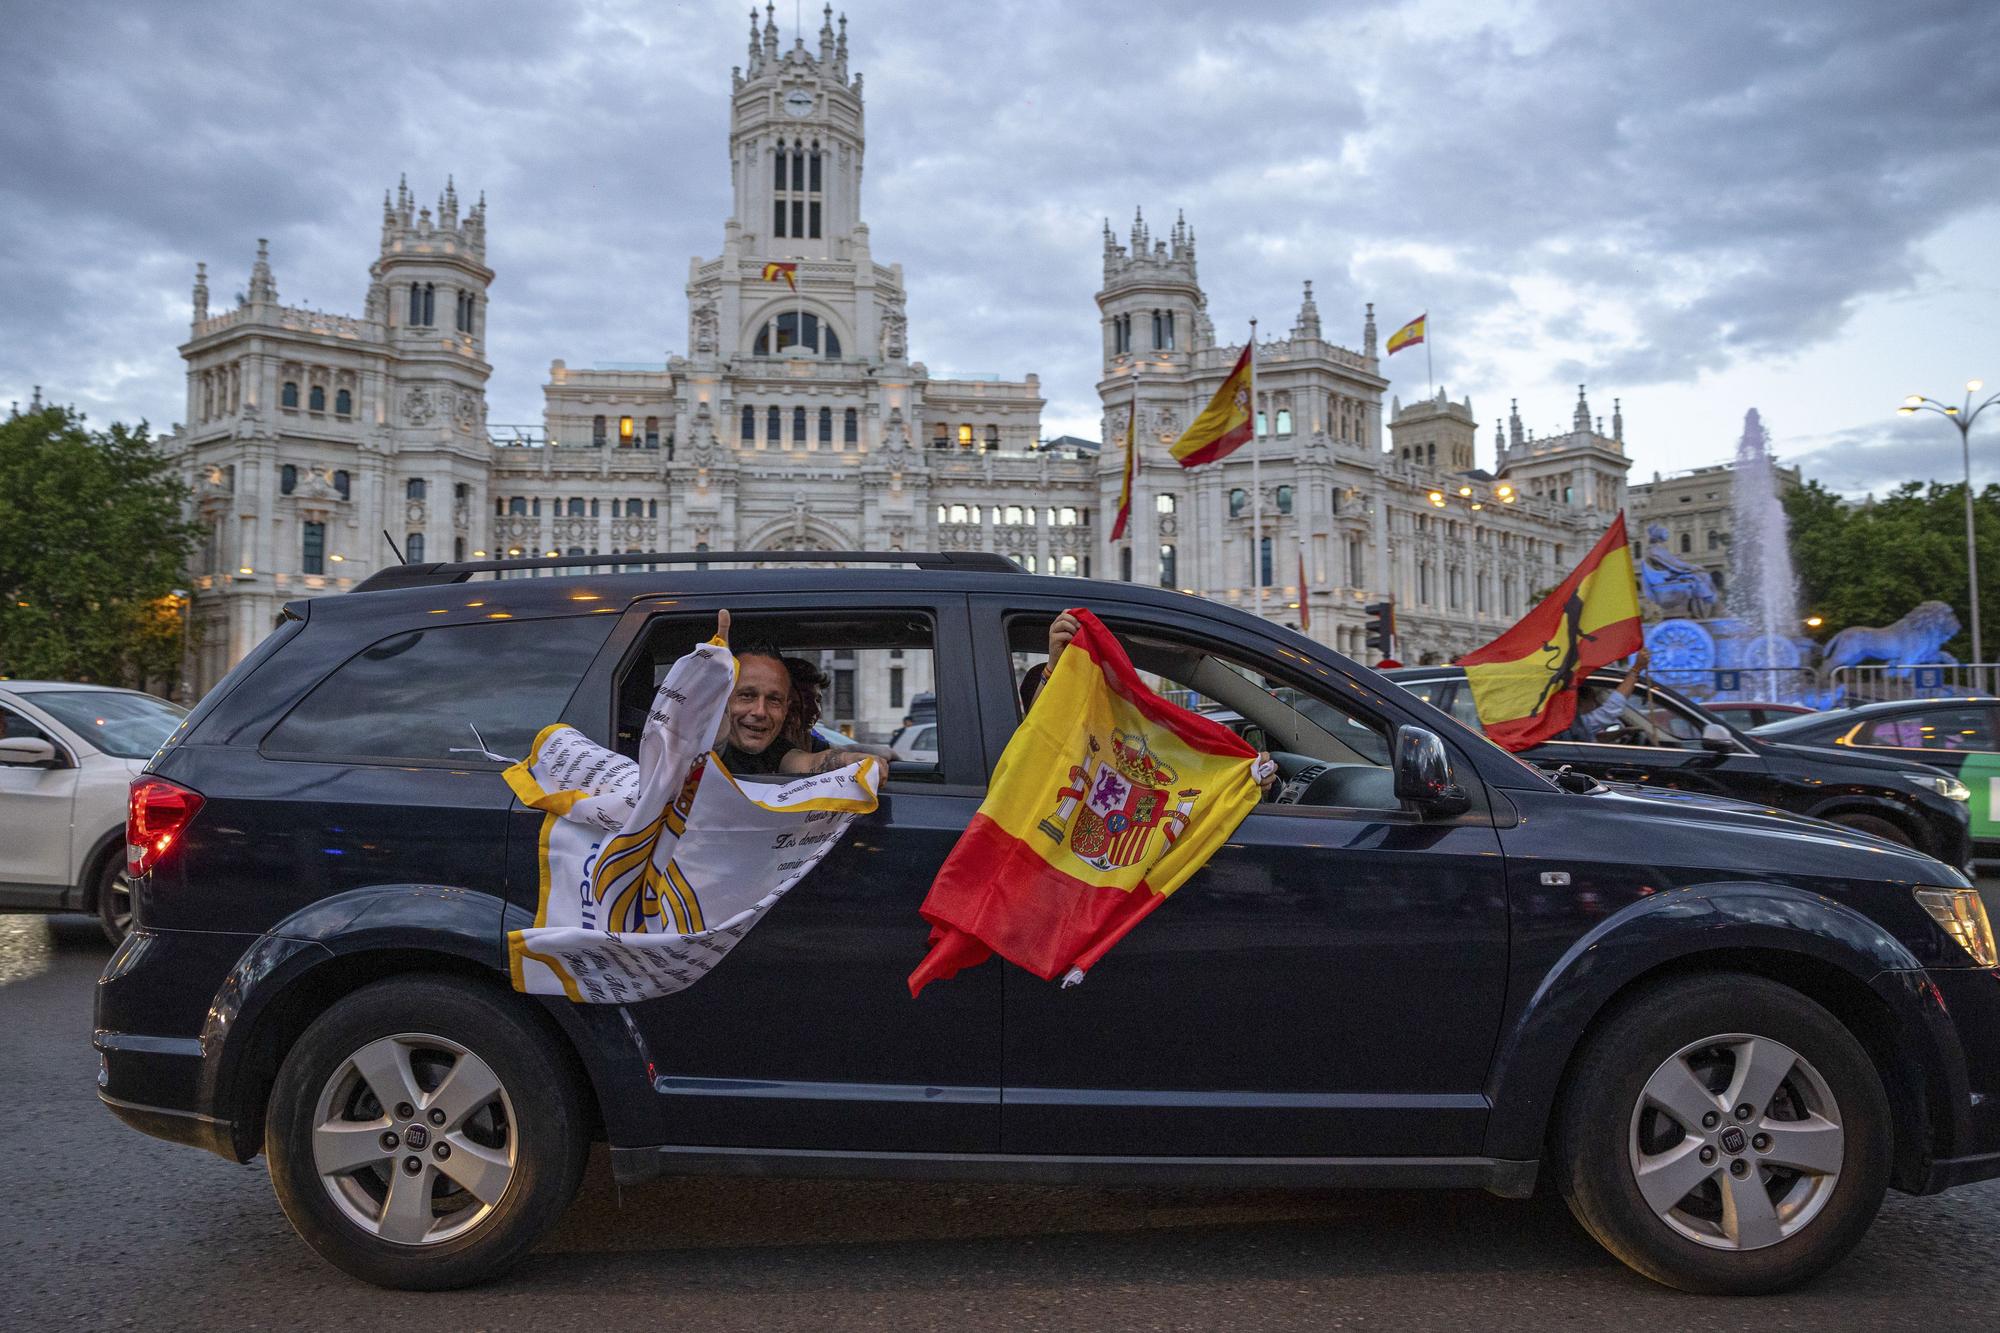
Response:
[3,0,1996,497]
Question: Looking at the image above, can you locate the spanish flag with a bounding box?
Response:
[761,261,799,290]
[1169,345,1254,468]
[1110,404,1136,540]
[1386,314,1426,355]
[908,609,1261,995]
[1455,513,1643,751]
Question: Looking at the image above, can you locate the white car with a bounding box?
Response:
[889,721,939,764]
[0,682,186,942]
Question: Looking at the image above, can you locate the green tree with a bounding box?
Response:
[0,406,199,691]
[1785,478,2000,661]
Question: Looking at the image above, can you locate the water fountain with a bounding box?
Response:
[1725,409,1807,696]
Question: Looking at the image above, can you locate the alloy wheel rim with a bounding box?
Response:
[1627,1032,1844,1251]
[104,871,132,935]
[310,1031,518,1246]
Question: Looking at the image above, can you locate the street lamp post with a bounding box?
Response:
[1900,380,2000,675]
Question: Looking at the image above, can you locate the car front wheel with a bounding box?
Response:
[265,976,588,1289]
[1555,973,1890,1295]
[94,854,132,945]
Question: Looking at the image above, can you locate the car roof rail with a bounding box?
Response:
[350,549,1022,594]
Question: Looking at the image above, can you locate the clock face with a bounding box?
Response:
[783,90,813,117]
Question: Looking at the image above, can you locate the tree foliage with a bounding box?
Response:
[0,407,199,690]
[1786,478,2000,661]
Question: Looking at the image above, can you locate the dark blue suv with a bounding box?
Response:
[97,552,2000,1293]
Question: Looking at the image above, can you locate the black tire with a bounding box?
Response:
[1828,812,1913,849]
[93,851,132,946]
[266,976,588,1290]
[1555,973,1891,1295]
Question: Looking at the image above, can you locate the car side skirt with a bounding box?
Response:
[610,1143,1540,1198]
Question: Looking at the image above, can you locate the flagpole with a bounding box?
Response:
[1250,318,1263,622]
[1426,312,1435,397]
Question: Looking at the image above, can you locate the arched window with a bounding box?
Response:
[793,406,807,443]
[530,498,540,516]
[308,384,325,412]
[1156,493,1176,514]
[823,328,841,359]
[619,415,634,445]
[644,417,659,449]
[1679,532,1692,554]
[958,424,974,447]
[592,415,606,447]
[984,425,1000,451]
[767,406,781,440]
[844,408,858,444]
[1229,488,1247,518]
[818,407,832,444]
[333,470,350,500]
[302,522,325,575]
[622,498,639,517]
[648,499,658,517]
[1258,536,1274,587]
[421,283,435,326]
[591,499,601,517]
[949,504,968,524]
[741,406,755,441]
[1277,485,1294,514]
[1004,505,1023,525]
[281,381,299,409]
[1058,555,1079,575]
[406,479,427,500]
[1023,554,1038,574]
[280,464,297,495]
[509,496,526,515]
[406,533,425,563]
[334,388,352,416]
[1276,407,1293,435]
[408,284,422,325]
[1120,546,1133,582]
[564,497,582,517]
[1160,544,1177,588]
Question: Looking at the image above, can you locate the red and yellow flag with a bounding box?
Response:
[1297,548,1311,630]
[1386,314,1426,355]
[1455,513,1643,751]
[1110,404,1136,540]
[761,261,798,290]
[908,609,1261,995]
[1169,345,1253,468]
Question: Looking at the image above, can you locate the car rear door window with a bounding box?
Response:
[1858,707,1998,751]
[263,616,612,765]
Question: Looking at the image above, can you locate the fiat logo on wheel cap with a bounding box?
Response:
[1719,1125,1747,1154]
[404,1124,430,1150]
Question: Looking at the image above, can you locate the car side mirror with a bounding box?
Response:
[1700,722,1734,753]
[0,737,56,766]
[1392,725,1471,817]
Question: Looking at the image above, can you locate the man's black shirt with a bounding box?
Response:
[717,737,795,775]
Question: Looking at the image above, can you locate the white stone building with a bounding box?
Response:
[165,5,1633,718]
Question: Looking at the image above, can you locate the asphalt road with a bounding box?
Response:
[6,912,2000,1332]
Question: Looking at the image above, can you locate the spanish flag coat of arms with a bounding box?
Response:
[908,610,1262,995]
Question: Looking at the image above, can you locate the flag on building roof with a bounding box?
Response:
[1455,513,1643,752]
[908,608,1261,996]
[1169,345,1254,468]
[1110,403,1136,541]
[1386,314,1426,355]
[761,261,799,290]
[506,633,880,1002]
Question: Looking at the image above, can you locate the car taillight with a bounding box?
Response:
[128,777,204,878]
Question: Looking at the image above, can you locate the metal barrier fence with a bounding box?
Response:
[1828,662,2000,704]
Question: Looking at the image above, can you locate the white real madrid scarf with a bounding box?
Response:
[504,634,881,1002]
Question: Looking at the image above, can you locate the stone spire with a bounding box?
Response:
[1363,302,1378,357]
[1509,398,1523,448]
[248,238,277,305]
[1292,279,1321,341]
[834,11,848,80]
[1612,396,1624,442]
[1130,206,1148,254]
[818,4,835,61]
[762,2,779,60]
[1494,419,1506,467]
[441,175,458,227]
[192,262,209,324]
[1573,383,1591,433]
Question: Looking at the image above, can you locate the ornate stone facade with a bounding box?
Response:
[167,4,1634,713]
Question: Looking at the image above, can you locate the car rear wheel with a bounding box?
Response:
[1828,812,1912,848]
[94,854,132,946]
[266,976,588,1289]
[1555,973,1890,1295]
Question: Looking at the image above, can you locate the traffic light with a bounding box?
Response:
[1364,599,1396,656]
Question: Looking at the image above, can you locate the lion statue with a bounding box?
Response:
[1820,600,1960,671]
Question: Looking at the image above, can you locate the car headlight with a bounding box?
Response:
[1914,887,1999,967]
[1900,771,1970,802]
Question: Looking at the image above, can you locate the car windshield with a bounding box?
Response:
[23,690,186,759]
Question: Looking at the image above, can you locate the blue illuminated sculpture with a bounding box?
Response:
[1637,522,1720,620]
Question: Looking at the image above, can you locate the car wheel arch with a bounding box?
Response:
[77,825,125,911]
[1485,887,1952,1190]
[1803,797,1923,845]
